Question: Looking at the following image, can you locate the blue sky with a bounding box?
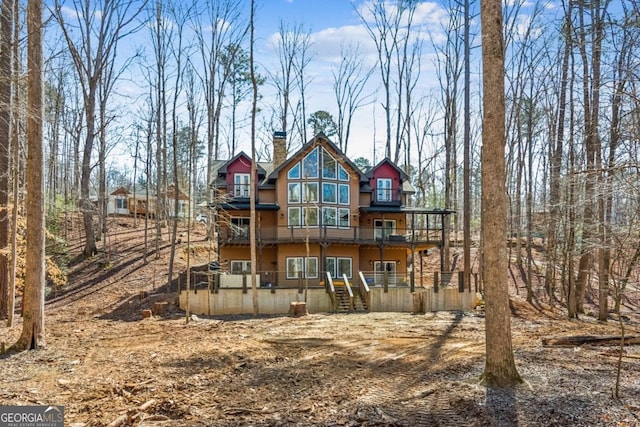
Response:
[44,0,503,170]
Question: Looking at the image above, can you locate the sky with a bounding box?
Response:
[45,0,495,176]
[247,0,454,163]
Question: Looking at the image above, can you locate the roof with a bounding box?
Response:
[267,133,368,183]
[109,186,131,196]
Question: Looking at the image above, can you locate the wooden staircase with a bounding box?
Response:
[334,286,368,313]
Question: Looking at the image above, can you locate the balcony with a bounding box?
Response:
[217,224,444,246]
[228,183,251,200]
[372,187,402,206]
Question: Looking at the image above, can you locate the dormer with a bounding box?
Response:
[218,151,266,200]
[366,158,409,206]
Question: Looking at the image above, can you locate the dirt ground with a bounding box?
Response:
[1,217,640,426]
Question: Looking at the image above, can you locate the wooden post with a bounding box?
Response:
[434,271,439,293]
[271,270,276,293]
[242,273,248,294]
[298,271,303,294]
[383,270,389,293]
[458,271,465,292]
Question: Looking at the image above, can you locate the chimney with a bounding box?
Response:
[273,131,287,168]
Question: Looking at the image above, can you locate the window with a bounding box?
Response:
[231,260,251,274]
[377,178,392,201]
[338,208,350,228]
[286,257,318,279]
[325,257,352,279]
[288,207,301,227]
[234,173,251,197]
[322,149,337,179]
[302,147,319,178]
[337,258,352,278]
[323,207,337,227]
[287,257,303,279]
[288,162,301,179]
[115,197,127,209]
[302,207,318,226]
[288,182,301,203]
[322,182,336,203]
[338,164,349,181]
[302,182,318,203]
[338,184,349,205]
[374,219,396,240]
[231,217,250,238]
[306,257,318,278]
[325,257,336,278]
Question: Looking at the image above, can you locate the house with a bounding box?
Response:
[209,132,454,292]
[107,184,190,219]
[161,183,190,219]
[108,186,131,215]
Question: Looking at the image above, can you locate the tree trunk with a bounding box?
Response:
[0,0,12,320]
[249,0,259,316]
[15,0,45,351]
[479,0,521,387]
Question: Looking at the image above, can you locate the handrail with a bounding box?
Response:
[342,274,355,313]
[325,272,337,313]
[358,271,370,293]
[358,271,371,312]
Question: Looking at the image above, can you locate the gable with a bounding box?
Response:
[269,133,367,183]
[110,186,131,196]
[226,156,252,175]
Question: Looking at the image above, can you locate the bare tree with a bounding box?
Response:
[479,0,521,386]
[7,0,19,328]
[544,0,572,307]
[249,0,258,315]
[0,0,13,319]
[355,0,419,163]
[165,0,191,293]
[51,0,146,257]
[191,0,245,228]
[331,42,373,153]
[14,0,45,351]
[573,0,609,316]
[433,0,464,272]
[271,20,309,156]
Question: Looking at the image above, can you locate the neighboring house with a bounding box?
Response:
[108,186,131,215]
[107,184,190,219]
[161,183,190,219]
[210,133,454,291]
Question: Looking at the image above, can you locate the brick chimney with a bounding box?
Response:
[273,131,287,168]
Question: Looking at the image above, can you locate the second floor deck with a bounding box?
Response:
[217,224,445,247]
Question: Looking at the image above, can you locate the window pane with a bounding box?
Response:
[303,147,318,178]
[288,162,301,179]
[325,257,336,278]
[322,183,336,203]
[338,208,350,228]
[303,182,318,203]
[338,184,349,205]
[303,207,318,226]
[235,173,250,197]
[231,261,251,274]
[338,164,349,181]
[288,207,301,227]
[323,207,337,226]
[322,149,337,179]
[288,182,301,203]
[377,178,392,201]
[337,258,352,278]
[306,257,318,278]
[287,257,303,279]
